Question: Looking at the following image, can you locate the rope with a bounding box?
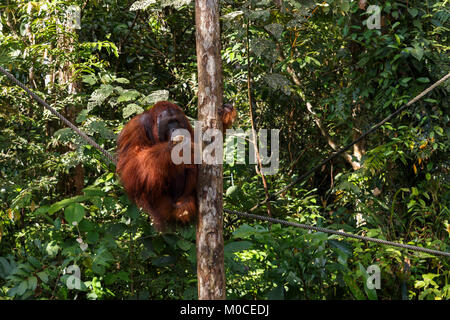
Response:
[251,72,450,210]
[2,65,449,257]
[224,209,450,258]
[0,65,117,165]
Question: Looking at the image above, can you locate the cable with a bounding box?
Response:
[2,65,449,258]
[0,65,117,165]
[250,72,450,210]
[225,209,450,257]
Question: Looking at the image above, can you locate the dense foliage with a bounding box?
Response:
[0,0,449,300]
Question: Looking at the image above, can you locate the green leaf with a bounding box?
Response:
[408,8,418,17]
[17,280,28,296]
[233,224,258,239]
[34,205,50,216]
[75,109,89,123]
[92,248,114,275]
[434,126,444,136]
[342,24,349,37]
[7,286,18,297]
[267,285,284,300]
[126,204,140,220]
[82,74,97,85]
[344,274,365,300]
[0,257,12,277]
[88,121,115,139]
[15,265,31,276]
[263,73,291,95]
[417,77,429,83]
[37,271,49,283]
[142,90,170,105]
[411,46,424,61]
[400,77,412,86]
[329,239,353,257]
[27,256,41,269]
[82,187,106,197]
[88,84,114,110]
[115,77,130,84]
[358,263,378,300]
[161,0,192,10]
[340,0,350,12]
[337,181,361,194]
[305,56,321,66]
[92,263,105,275]
[123,103,144,118]
[176,240,192,251]
[45,241,60,257]
[391,22,400,30]
[53,128,75,142]
[79,220,95,232]
[48,195,91,214]
[151,256,176,267]
[224,241,253,254]
[117,90,141,103]
[64,203,85,225]
[264,23,283,40]
[27,276,38,291]
[86,231,99,244]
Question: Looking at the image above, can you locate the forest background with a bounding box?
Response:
[0,0,449,300]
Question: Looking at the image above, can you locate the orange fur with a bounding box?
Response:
[221,104,237,129]
[116,101,236,231]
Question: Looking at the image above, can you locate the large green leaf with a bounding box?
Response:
[64,203,85,225]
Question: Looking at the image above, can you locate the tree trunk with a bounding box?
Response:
[57,5,84,195]
[195,0,226,300]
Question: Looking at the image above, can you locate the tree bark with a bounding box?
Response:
[57,5,84,195]
[195,0,226,300]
